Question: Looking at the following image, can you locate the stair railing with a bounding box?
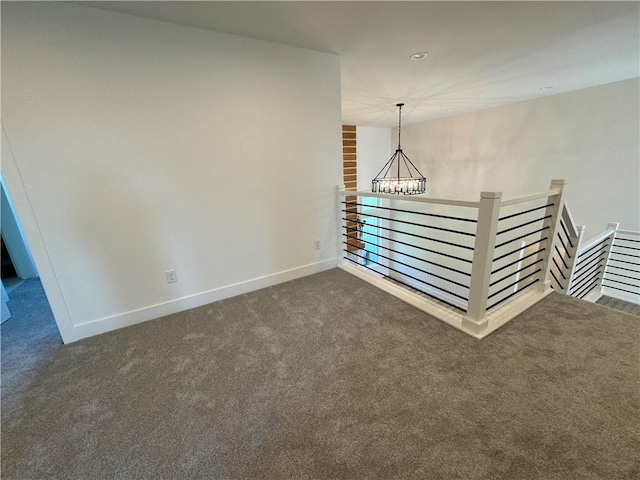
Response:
[336,179,566,338]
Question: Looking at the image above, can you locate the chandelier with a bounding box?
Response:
[371,103,426,195]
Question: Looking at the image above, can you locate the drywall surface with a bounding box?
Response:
[2,3,342,341]
[356,127,392,192]
[394,79,640,239]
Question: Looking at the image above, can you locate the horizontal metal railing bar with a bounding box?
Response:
[550,270,565,291]
[345,229,472,265]
[570,266,601,294]
[560,219,574,249]
[561,204,579,240]
[602,283,639,296]
[615,237,640,244]
[574,254,605,277]
[571,261,603,288]
[488,269,542,300]
[576,279,600,299]
[550,259,565,278]
[552,257,567,280]
[610,251,640,259]
[342,239,470,287]
[557,234,572,260]
[496,215,552,236]
[602,278,640,288]
[557,233,572,259]
[493,238,547,262]
[575,246,608,270]
[611,244,640,250]
[604,271,640,281]
[494,227,550,249]
[342,201,478,223]
[342,218,474,251]
[500,189,560,206]
[577,234,613,257]
[491,249,544,274]
[490,259,543,287]
[337,189,480,208]
[343,256,468,312]
[573,273,600,297]
[605,264,640,274]
[554,245,570,269]
[486,279,539,310]
[608,258,640,267]
[343,250,469,301]
[498,203,554,222]
[342,209,476,237]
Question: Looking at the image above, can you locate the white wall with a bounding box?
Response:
[1,3,342,342]
[394,79,640,239]
[356,127,391,191]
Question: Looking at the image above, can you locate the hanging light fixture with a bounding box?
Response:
[372,103,426,195]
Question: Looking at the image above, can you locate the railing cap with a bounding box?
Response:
[480,191,502,199]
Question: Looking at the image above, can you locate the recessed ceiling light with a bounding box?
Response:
[410,52,428,60]
[539,86,553,91]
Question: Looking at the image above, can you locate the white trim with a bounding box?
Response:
[582,289,603,303]
[67,258,338,343]
[341,263,551,339]
[578,228,615,253]
[387,273,467,310]
[601,286,640,305]
[501,189,562,207]
[1,125,76,343]
[500,189,561,206]
[337,189,480,208]
[341,262,468,331]
[479,286,553,338]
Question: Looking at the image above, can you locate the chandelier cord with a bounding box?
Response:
[397,103,403,149]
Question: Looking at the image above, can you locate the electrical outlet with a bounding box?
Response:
[314,239,321,250]
[165,269,178,284]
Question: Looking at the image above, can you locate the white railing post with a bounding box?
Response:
[538,179,567,292]
[463,191,502,334]
[563,225,585,294]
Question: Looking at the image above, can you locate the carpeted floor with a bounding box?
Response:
[2,270,638,479]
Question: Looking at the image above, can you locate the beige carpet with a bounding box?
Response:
[2,270,638,479]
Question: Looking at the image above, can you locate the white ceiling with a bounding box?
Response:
[75,1,639,127]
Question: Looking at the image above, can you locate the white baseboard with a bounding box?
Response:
[340,263,467,332]
[582,289,603,303]
[340,263,552,339]
[67,258,338,343]
[386,273,468,311]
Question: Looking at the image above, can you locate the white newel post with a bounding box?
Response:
[463,191,502,334]
[538,179,566,292]
[562,225,585,294]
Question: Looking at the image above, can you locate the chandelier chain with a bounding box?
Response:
[397,103,403,149]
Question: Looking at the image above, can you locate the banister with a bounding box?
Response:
[578,228,616,254]
[337,189,480,208]
[500,189,561,206]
